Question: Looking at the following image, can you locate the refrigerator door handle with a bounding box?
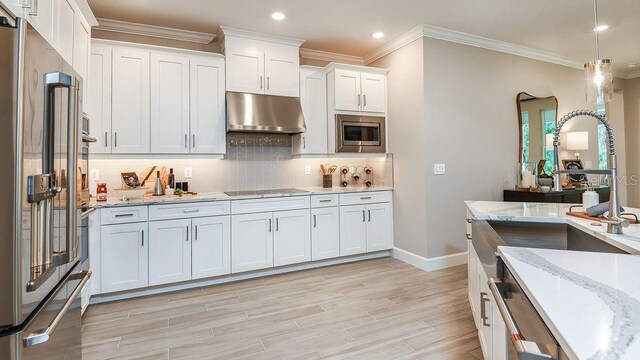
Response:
[43,72,79,266]
[23,269,92,347]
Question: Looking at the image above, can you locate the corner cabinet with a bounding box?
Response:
[292,66,328,156]
[221,27,303,97]
[87,40,226,155]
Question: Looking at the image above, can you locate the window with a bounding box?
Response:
[541,109,557,175]
[521,111,529,163]
[597,103,608,170]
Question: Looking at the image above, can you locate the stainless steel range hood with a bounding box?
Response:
[226,92,306,134]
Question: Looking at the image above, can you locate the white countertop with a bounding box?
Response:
[91,186,393,208]
[499,246,640,360]
[466,201,640,254]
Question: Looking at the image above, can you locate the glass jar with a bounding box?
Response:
[96,182,108,202]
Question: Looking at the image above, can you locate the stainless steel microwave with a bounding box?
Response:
[336,115,386,153]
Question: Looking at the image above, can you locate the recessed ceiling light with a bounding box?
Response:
[594,24,609,32]
[271,12,285,21]
[372,32,384,39]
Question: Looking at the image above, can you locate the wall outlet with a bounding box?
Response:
[184,167,192,178]
[434,164,446,175]
[304,165,311,175]
[89,169,100,181]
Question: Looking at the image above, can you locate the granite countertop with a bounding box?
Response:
[499,246,640,360]
[465,201,640,254]
[90,186,393,208]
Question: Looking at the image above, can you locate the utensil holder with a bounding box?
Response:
[323,175,332,188]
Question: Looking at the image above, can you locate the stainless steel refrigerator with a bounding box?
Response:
[0,8,91,360]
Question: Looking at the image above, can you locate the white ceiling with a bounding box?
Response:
[87,0,640,77]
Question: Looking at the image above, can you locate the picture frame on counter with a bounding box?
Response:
[562,159,586,184]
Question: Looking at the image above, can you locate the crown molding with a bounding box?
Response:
[219,26,304,47]
[364,24,584,71]
[300,48,364,65]
[324,62,388,75]
[622,69,640,79]
[75,0,98,27]
[96,18,216,44]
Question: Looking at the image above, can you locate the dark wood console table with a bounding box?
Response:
[503,187,610,204]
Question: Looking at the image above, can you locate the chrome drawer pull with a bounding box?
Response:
[360,196,372,200]
[319,199,332,203]
[183,209,200,213]
[480,292,490,327]
[115,213,134,218]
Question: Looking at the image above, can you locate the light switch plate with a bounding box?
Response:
[184,167,192,178]
[89,169,99,181]
[434,164,446,175]
[304,165,311,175]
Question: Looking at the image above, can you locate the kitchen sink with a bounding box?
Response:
[472,220,629,277]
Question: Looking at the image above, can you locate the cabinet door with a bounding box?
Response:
[491,299,508,360]
[294,67,327,155]
[112,46,150,154]
[55,0,74,64]
[365,202,393,252]
[192,215,231,279]
[311,207,340,261]
[190,56,226,154]
[477,264,493,360]
[150,53,190,154]
[225,39,264,94]
[72,18,90,97]
[88,43,112,154]
[24,0,54,45]
[339,205,367,256]
[361,72,386,113]
[334,69,361,112]
[273,209,311,266]
[231,212,273,273]
[264,44,299,97]
[468,240,479,327]
[1,0,23,19]
[148,219,191,286]
[101,222,148,293]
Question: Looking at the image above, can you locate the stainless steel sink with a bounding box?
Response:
[472,220,629,278]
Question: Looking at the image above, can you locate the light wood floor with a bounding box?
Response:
[82,258,482,359]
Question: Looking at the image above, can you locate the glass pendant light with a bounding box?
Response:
[584,0,613,105]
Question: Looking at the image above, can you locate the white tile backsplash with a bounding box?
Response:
[90,133,393,194]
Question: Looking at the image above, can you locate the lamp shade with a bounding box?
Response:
[566,132,589,151]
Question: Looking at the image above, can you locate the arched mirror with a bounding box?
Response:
[517,92,558,175]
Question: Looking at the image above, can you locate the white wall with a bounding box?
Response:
[624,77,640,207]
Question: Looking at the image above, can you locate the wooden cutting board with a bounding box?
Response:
[566,211,639,224]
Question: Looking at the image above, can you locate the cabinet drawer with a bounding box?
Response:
[339,191,391,206]
[101,206,148,225]
[232,196,311,215]
[311,194,339,208]
[149,201,231,221]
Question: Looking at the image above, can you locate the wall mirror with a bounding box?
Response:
[517,92,558,175]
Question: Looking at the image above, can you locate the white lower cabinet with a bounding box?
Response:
[311,207,340,260]
[192,216,231,279]
[273,209,311,266]
[340,203,393,256]
[231,212,274,273]
[101,222,148,293]
[148,219,191,286]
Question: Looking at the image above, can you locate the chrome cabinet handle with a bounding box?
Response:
[276,218,279,232]
[313,215,317,228]
[368,210,371,222]
[114,132,118,147]
[186,226,189,241]
[489,278,553,359]
[192,134,196,148]
[141,230,144,246]
[363,94,367,107]
[195,225,198,240]
[480,292,490,327]
[23,270,92,347]
[268,218,272,232]
[267,76,270,90]
[303,137,306,149]
[260,76,263,89]
[104,132,108,147]
[357,94,361,106]
[115,213,134,218]
[362,210,365,222]
[184,134,187,148]
[183,209,200,214]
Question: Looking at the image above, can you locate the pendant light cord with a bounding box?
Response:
[593,0,600,60]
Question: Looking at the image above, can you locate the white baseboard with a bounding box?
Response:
[90,251,391,304]
[392,247,467,271]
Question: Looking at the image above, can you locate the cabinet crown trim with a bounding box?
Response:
[324,62,389,75]
[96,18,216,44]
[219,26,305,47]
[300,48,364,66]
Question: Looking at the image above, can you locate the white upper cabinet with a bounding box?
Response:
[150,53,190,154]
[273,209,311,266]
[222,27,303,97]
[0,0,24,19]
[293,66,327,156]
[264,43,300,97]
[111,46,150,154]
[88,43,112,153]
[73,16,90,91]
[190,56,226,154]
[55,0,75,64]
[361,72,386,113]
[24,0,55,45]
[334,69,361,112]
[327,63,388,114]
